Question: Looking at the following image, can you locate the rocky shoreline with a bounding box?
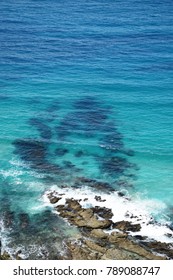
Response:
[1,188,173,260]
[46,191,173,260]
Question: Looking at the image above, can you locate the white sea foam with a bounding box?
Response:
[9,158,29,168]
[0,219,12,255]
[43,184,173,244]
[0,169,24,179]
[1,158,46,181]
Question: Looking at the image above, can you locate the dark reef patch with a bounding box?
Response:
[116,180,133,188]
[18,213,30,229]
[74,96,100,110]
[99,131,124,152]
[13,139,47,164]
[54,95,137,187]
[56,113,79,139]
[46,102,60,113]
[13,138,63,175]
[75,110,107,127]
[35,162,63,174]
[63,161,75,169]
[100,156,136,177]
[29,118,52,140]
[82,161,88,165]
[56,96,109,140]
[12,95,137,191]
[55,147,68,156]
[74,177,114,192]
[75,150,84,157]
[3,210,15,228]
[123,149,135,157]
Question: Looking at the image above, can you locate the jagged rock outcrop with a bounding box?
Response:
[47,193,170,260]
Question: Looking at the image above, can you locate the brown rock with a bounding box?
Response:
[65,241,102,260]
[115,238,166,260]
[108,231,128,243]
[101,248,145,260]
[56,204,66,211]
[72,218,87,227]
[60,211,77,219]
[78,209,94,220]
[90,229,109,239]
[66,199,82,211]
[142,241,173,259]
[85,216,112,229]
[0,252,11,260]
[85,240,106,254]
[73,215,112,229]
[49,196,62,204]
[66,244,90,260]
[56,199,112,230]
[46,191,172,260]
[113,221,141,232]
[93,206,113,219]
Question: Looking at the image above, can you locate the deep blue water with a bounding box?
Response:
[0,0,173,259]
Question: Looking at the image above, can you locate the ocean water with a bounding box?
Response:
[0,0,173,259]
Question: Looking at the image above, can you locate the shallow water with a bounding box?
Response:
[0,0,173,258]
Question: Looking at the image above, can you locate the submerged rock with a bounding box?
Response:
[63,161,75,169]
[55,148,68,156]
[3,211,15,228]
[13,138,65,176]
[75,150,84,157]
[29,118,52,140]
[75,177,114,192]
[13,138,47,165]
[101,156,134,176]
[19,213,30,229]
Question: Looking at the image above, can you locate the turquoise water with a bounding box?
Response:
[0,0,173,258]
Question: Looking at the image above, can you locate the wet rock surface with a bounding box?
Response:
[48,193,62,204]
[0,241,11,260]
[47,193,170,260]
[56,199,112,229]
[0,251,11,260]
[112,220,141,232]
[141,241,173,259]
